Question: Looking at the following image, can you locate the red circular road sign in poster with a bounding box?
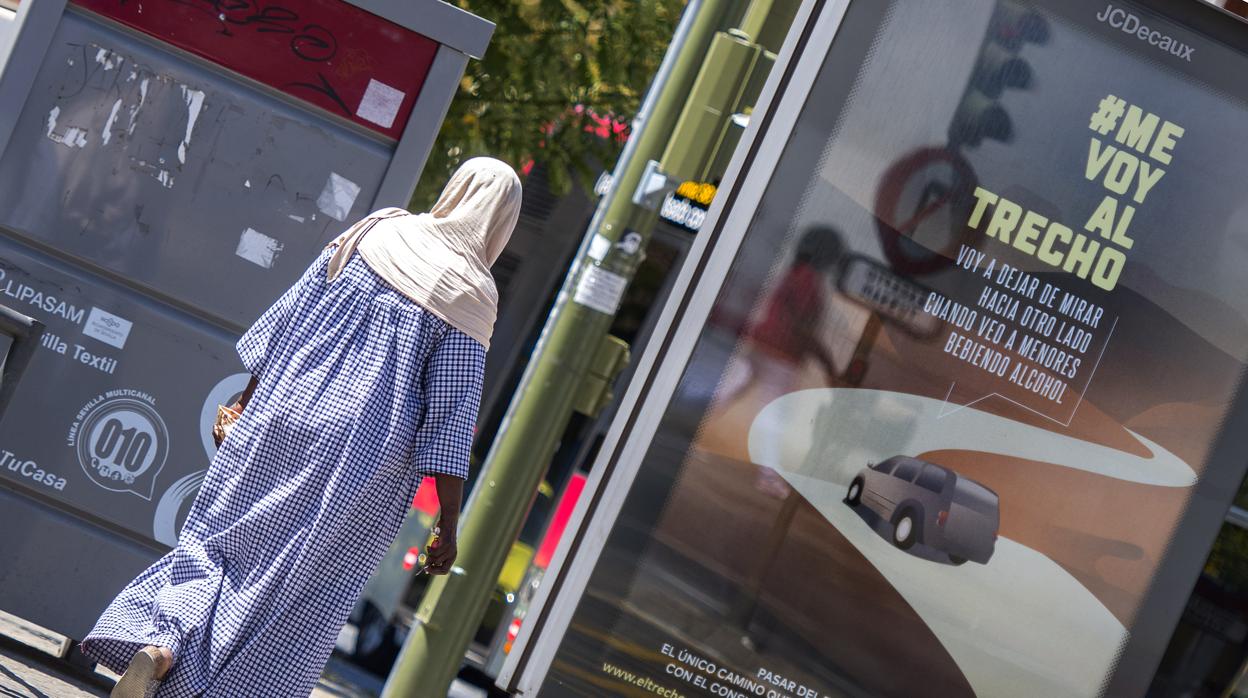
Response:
[874,146,977,276]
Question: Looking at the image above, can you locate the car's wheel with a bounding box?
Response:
[892,507,919,549]
[845,478,864,506]
[948,554,967,566]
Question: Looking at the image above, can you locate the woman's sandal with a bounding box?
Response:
[112,646,171,698]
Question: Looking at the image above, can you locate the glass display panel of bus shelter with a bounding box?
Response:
[540,0,1248,696]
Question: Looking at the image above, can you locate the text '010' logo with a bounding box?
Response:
[68,390,169,499]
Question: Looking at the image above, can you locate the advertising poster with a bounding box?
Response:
[536,0,1248,696]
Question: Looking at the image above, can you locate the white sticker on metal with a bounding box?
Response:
[235,228,284,268]
[82,307,133,349]
[356,79,405,129]
[176,85,205,165]
[587,233,612,262]
[45,106,88,149]
[101,99,122,146]
[316,172,361,222]
[573,265,628,315]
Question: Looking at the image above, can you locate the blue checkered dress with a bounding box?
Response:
[81,247,485,697]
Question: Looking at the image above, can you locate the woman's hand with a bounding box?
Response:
[212,401,244,448]
[426,475,463,575]
[212,376,260,447]
[425,521,458,575]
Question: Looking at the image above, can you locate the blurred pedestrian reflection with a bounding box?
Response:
[714,225,845,497]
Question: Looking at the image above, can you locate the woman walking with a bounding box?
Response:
[80,157,522,697]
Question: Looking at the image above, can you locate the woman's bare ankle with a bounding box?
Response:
[142,645,173,679]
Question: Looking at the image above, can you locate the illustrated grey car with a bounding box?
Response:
[845,456,999,565]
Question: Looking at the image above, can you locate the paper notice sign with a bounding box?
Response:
[357,79,405,129]
[235,228,284,268]
[573,265,629,315]
[316,172,362,222]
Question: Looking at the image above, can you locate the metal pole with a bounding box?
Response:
[380,1,741,695]
[568,0,708,284]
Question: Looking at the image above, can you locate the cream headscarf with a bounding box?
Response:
[325,157,522,349]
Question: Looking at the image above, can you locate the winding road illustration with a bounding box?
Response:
[747,388,1196,698]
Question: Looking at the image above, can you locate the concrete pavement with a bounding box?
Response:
[0,611,489,698]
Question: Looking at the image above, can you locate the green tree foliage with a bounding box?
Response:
[410,0,686,210]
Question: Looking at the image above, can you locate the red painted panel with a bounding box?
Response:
[70,0,439,139]
[534,473,588,570]
[412,476,439,515]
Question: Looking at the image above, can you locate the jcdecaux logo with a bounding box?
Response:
[1096,4,1194,62]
